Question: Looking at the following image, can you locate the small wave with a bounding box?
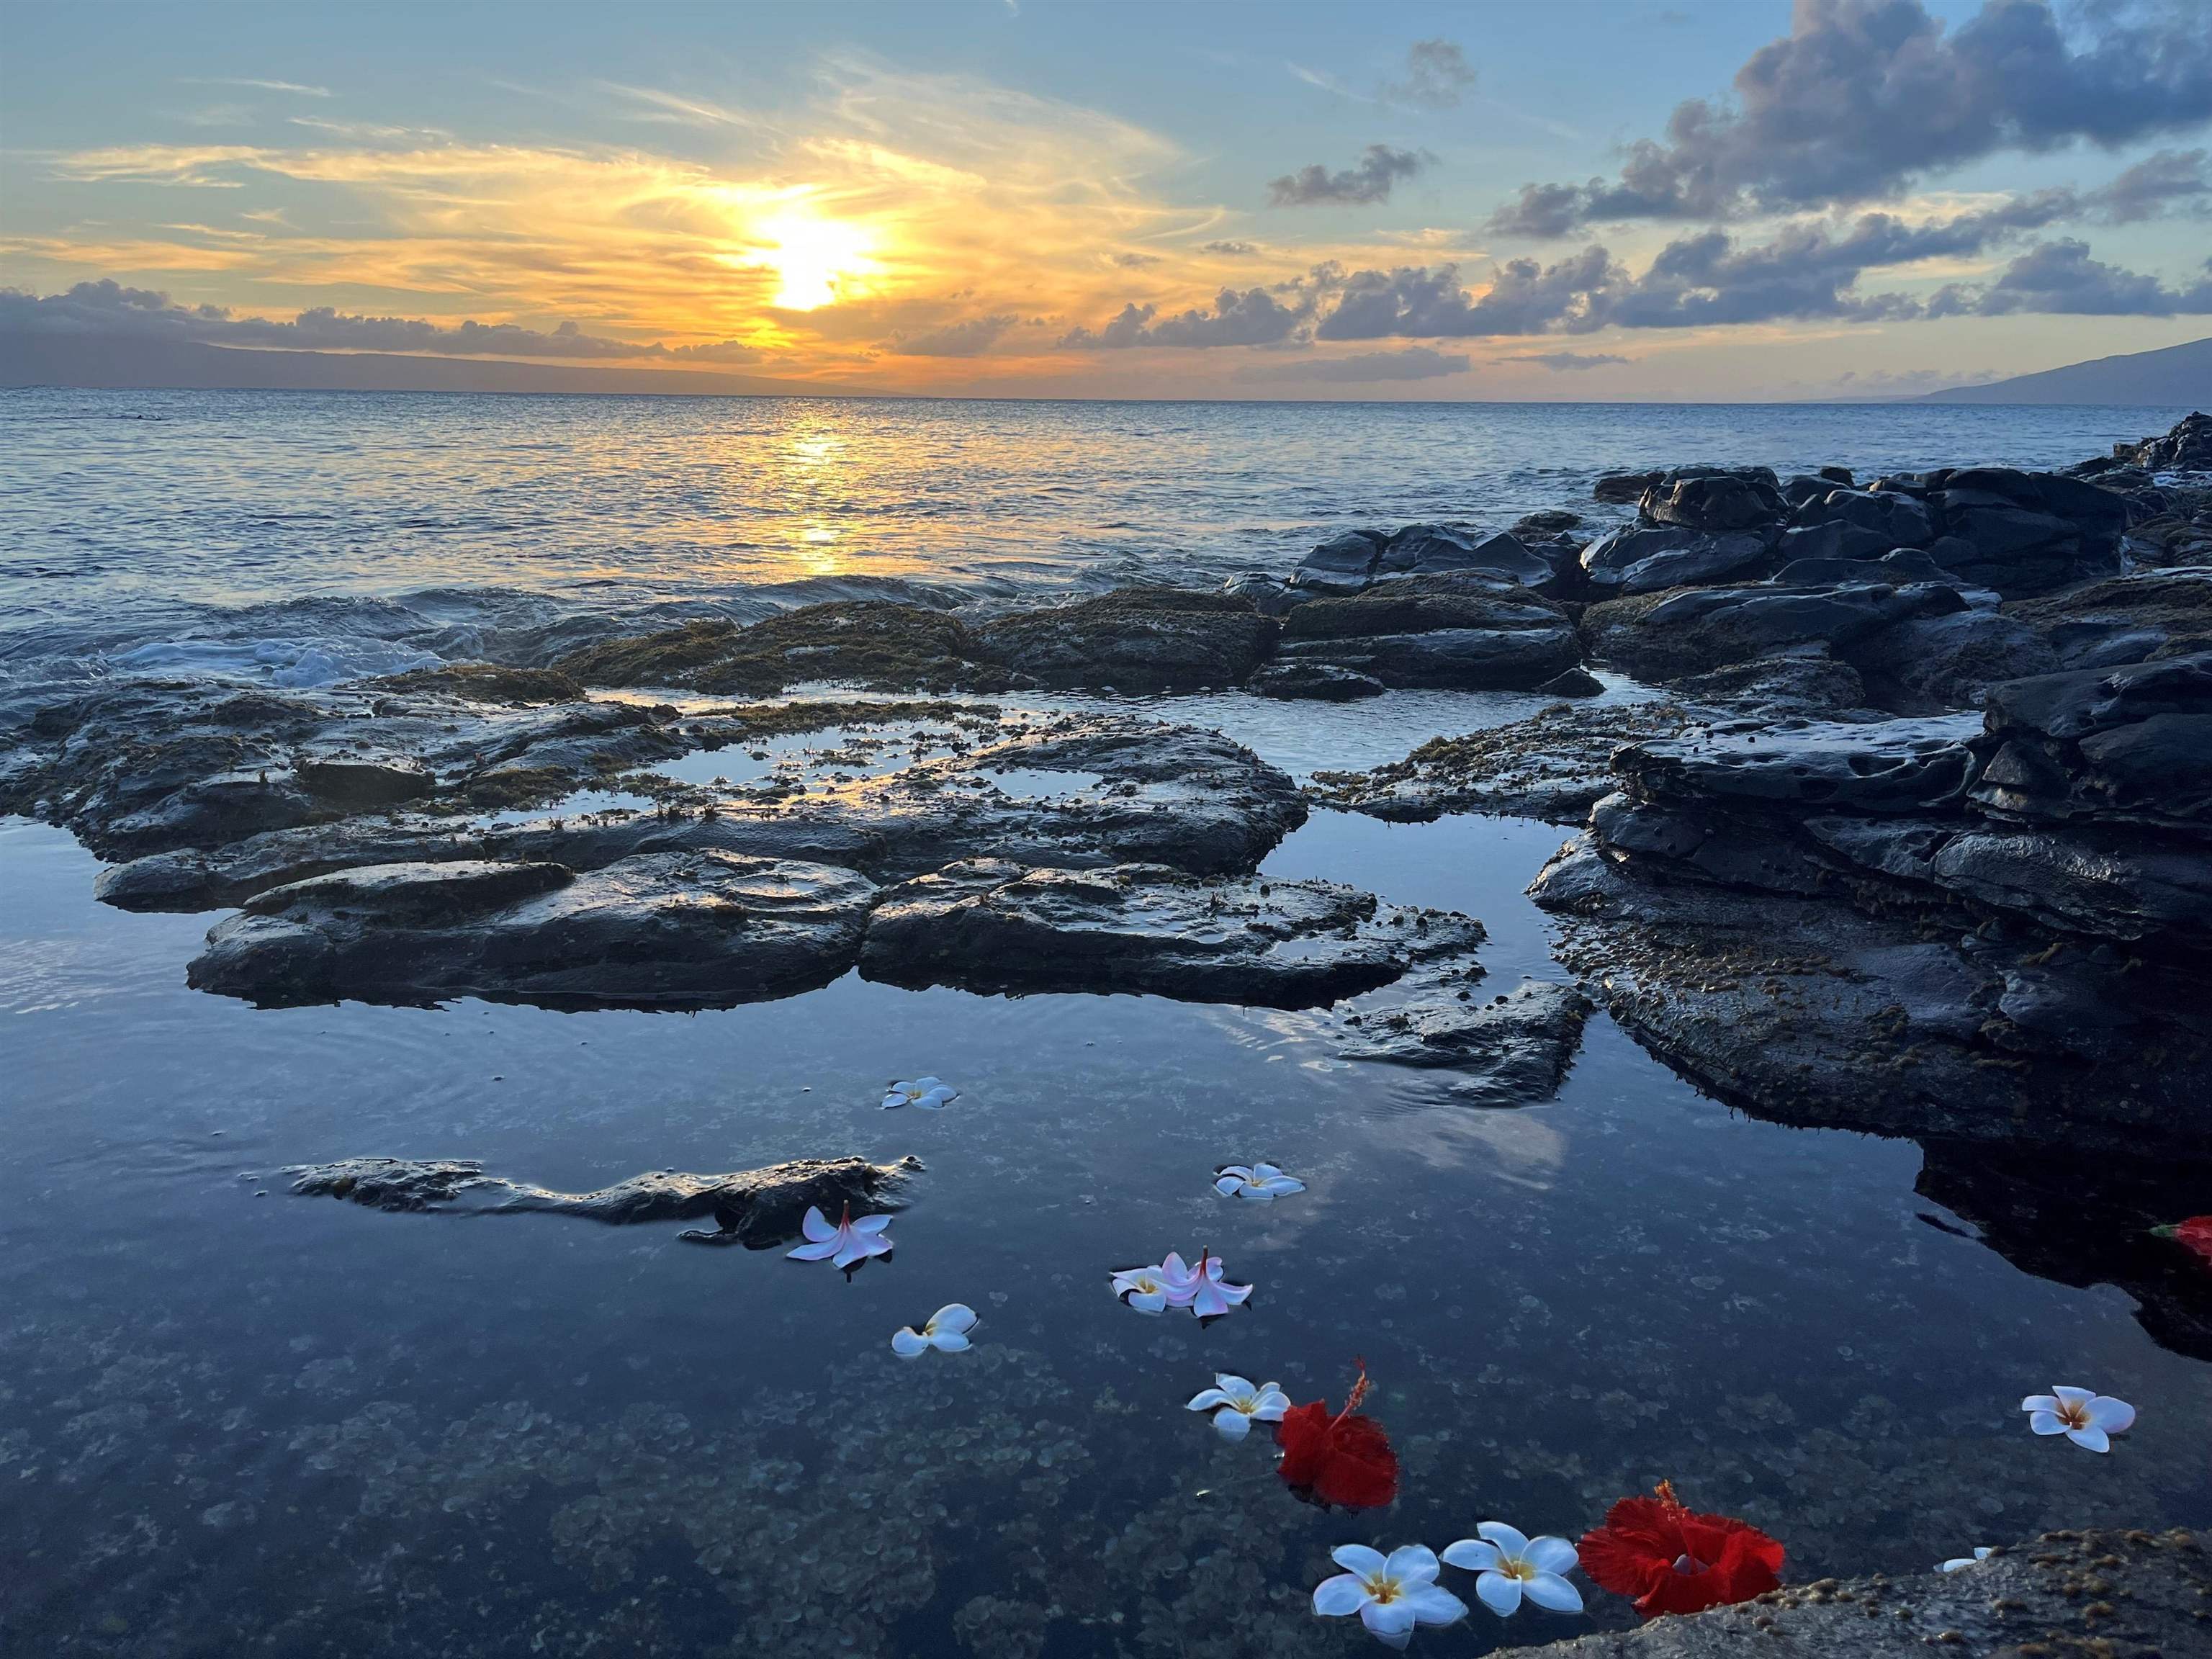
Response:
[103,636,441,688]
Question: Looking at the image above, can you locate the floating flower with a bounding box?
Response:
[2021,1385,2136,1452]
[1277,1359,1399,1509]
[2152,1215,2212,1268]
[1938,1546,1995,1573]
[1578,1480,1784,1617]
[1215,1162,1306,1201]
[1441,1522,1584,1617]
[882,1076,959,1110]
[1187,1373,1291,1439]
[1159,1249,1254,1318]
[1110,1264,1172,1315]
[786,1202,894,1269]
[1311,1544,1467,1650]
[891,1303,976,1357]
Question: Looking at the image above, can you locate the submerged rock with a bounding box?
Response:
[1246,660,1388,701]
[287,1153,923,1246]
[1337,979,1593,1106]
[860,858,1483,1007]
[190,851,879,1010]
[1531,1527,2206,1658]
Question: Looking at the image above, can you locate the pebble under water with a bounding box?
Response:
[4,684,2208,1659]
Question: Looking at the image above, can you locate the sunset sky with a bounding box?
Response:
[3,0,2209,399]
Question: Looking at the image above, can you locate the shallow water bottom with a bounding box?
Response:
[3,751,2208,1656]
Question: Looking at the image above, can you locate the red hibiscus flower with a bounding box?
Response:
[2153,1216,2212,1269]
[1578,1480,1784,1617]
[1275,1359,1398,1509]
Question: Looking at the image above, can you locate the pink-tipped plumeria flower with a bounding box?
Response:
[786,1202,894,1269]
[2021,1385,2136,1452]
[1440,1524,1584,1617]
[1186,1373,1290,1439]
[1214,1162,1306,1201]
[1312,1545,1468,1650]
[1159,1249,1253,1318]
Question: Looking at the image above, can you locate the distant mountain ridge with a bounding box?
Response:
[1918,336,2211,405]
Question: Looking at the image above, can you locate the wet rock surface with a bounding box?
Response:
[860,858,1484,1008]
[1274,572,1583,690]
[1336,979,1593,1107]
[1531,1527,2207,1659]
[287,1154,923,1246]
[976,587,1277,693]
[191,852,880,1010]
[92,714,1308,911]
[554,601,1020,697]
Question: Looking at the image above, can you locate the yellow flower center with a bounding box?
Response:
[2058,1400,2089,1428]
[1365,1575,1402,1604]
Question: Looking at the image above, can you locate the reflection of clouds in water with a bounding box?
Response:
[1372,1100,1568,1192]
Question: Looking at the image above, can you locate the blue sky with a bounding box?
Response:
[2,1,2208,397]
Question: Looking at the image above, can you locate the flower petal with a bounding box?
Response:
[1524,1572,1583,1614]
[1238,1184,1273,1201]
[1385,1545,1440,1586]
[1331,1545,1388,1576]
[2020,1395,2058,1414]
[1361,1598,1416,1638]
[832,1239,867,1269]
[1439,1539,1501,1573]
[1403,1584,1468,1627]
[1251,1163,1282,1180]
[2064,1424,2111,1452]
[1187,1389,1231,1413]
[930,1331,970,1352]
[2028,1411,2067,1436]
[786,1237,842,1261]
[1524,1536,1579,1576]
[1474,1571,1524,1618]
[1476,1521,1532,1560]
[912,1076,945,1092]
[2085,1396,2135,1434]
[932,1304,978,1334]
[1214,1175,1244,1197]
[1127,1288,1166,1314]
[1215,1373,1253,1394]
[850,1213,893,1234]
[891,1328,929,1357]
[1213,1408,1252,1440]
[1251,1393,1290,1422]
[880,1093,907,1110]
[1312,1573,1370,1617]
[1257,1177,1307,1197]
[800,1206,836,1243]
[1190,1280,1229,1318]
[2049,1385,2094,1411]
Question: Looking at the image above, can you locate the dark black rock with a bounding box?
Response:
[1274,572,1583,690]
[1637,466,1787,534]
[1918,467,2129,597]
[1290,529,1385,594]
[1246,661,1388,701]
[1582,579,1967,684]
[860,858,1484,1007]
[287,1153,923,1247]
[1580,526,1775,596]
[557,601,1015,696]
[1592,468,1663,503]
[1970,652,2212,834]
[1532,667,1604,698]
[1845,606,2059,713]
[1379,525,1561,590]
[2114,409,2212,472]
[978,588,1277,693]
[189,851,880,1010]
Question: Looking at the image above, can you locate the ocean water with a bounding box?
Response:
[0,389,2194,684]
[2,390,2208,1658]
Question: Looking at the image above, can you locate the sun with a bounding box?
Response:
[756,211,876,310]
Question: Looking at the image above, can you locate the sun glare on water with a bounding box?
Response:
[756,212,876,310]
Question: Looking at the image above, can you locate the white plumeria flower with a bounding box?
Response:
[1214,1162,1307,1201]
[1111,1264,1172,1314]
[1440,1524,1584,1617]
[1938,1547,1996,1573]
[786,1203,894,1269]
[1312,1544,1468,1650]
[2021,1385,2136,1452]
[1185,1373,1290,1439]
[882,1076,959,1110]
[891,1303,977,1357]
[1158,1249,1253,1318]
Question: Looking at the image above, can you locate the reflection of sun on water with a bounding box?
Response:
[756,212,876,310]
